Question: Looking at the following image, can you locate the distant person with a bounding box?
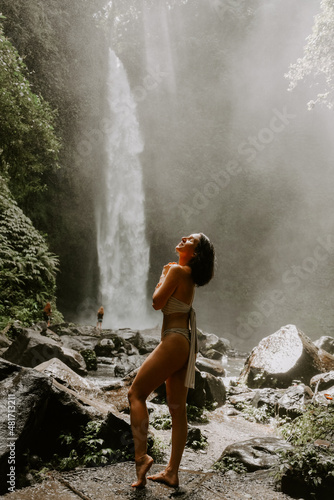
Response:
[97,306,104,330]
[128,233,215,488]
[43,302,52,327]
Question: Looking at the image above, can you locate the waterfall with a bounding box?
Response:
[96,49,150,329]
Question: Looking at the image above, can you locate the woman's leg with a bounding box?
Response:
[147,365,188,487]
[128,334,189,487]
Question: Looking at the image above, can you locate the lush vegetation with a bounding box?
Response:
[0,19,60,217]
[214,455,247,475]
[286,0,334,109]
[0,176,60,328]
[1,1,108,318]
[276,404,334,496]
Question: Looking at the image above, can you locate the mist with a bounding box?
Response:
[105,0,334,350]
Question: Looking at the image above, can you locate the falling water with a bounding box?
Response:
[96,49,150,329]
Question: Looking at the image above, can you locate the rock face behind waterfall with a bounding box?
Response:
[239,324,334,389]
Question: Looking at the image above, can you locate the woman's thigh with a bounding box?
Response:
[131,334,189,399]
[166,366,189,414]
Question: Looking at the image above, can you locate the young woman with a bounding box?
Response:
[128,233,215,488]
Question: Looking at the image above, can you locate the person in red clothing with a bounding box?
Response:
[96,306,104,330]
[43,302,52,327]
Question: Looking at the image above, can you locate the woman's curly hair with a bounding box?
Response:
[188,233,215,286]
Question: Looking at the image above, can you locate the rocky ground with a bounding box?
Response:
[2,406,293,500]
[2,322,334,499]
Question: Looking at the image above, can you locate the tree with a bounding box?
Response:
[286,0,334,109]
[0,176,60,327]
[0,19,60,217]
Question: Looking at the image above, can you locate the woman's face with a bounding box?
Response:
[176,233,201,261]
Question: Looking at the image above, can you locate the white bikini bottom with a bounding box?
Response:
[162,327,198,389]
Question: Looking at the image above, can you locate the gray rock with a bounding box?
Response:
[0,332,11,348]
[313,335,334,355]
[60,334,99,352]
[219,437,293,471]
[98,411,133,457]
[187,369,226,408]
[196,356,226,377]
[239,324,334,389]
[114,354,145,377]
[95,334,129,356]
[277,384,313,418]
[0,358,134,494]
[201,372,226,407]
[0,360,52,495]
[34,358,94,392]
[310,370,334,392]
[126,331,159,354]
[95,338,117,357]
[2,329,87,375]
[198,330,230,357]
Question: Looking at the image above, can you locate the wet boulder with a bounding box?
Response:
[97,411,133,457]
[114,354,144,377]
[218,437,293,471]
[310,371,334,392]
[227,385,256,407]
[227,386,284,415]
[201,371,226,407]
[187,369,226,408]
[60,334,99,352]
[196,355,226,377]
[239,325,334,389]
[198,330,230,357]
[2,329,87,375]
[124,331,159,354]
[250,387,285,412]
[313,336,334,355]
[0,332,11,348]
[0,360,53,495]
[34,358,94,393]
[95,333,132,356]
[277,384,314,418]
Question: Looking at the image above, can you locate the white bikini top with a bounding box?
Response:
[161,296,192,315]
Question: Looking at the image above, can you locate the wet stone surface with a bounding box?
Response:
[3,463,293,500]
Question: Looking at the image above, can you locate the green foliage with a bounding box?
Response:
[233,402,275,424]
[276,404,334,495]
[286,0,334,109]
[213,456,247,474]
[80,349,97,371]
[279,403,334,445]
[186,431,208,451]
[186,404,210,424]
[0,176,60,328]
[151,413,172,430]
[147,435,167,463]
[276,444,334,494]
[52,420,132,472]
[0,21,60,215]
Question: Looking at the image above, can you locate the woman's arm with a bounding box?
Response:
[152,264,182,310]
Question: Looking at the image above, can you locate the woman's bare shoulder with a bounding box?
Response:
[170,264,192,280]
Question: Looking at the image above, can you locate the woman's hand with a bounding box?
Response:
[162,262,177,276]
[155,262,178,289]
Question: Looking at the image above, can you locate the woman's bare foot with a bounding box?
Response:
[147,468,179,487]
[131,454,154,488]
